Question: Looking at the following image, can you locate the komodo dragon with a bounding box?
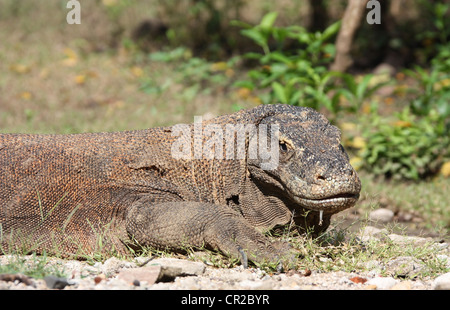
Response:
[0,104,361,268]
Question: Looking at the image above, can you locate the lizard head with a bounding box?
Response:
[247,105,361,217]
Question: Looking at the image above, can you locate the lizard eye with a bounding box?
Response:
[279,141,288,152]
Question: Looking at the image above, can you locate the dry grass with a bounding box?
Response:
[0,1,253,134]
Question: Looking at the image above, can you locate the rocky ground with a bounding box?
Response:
[1,254,449,291]
[1,224,449,291]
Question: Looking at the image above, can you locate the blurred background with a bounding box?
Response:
[0,0,448,238]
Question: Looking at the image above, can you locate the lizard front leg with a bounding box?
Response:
[125,200,296,269]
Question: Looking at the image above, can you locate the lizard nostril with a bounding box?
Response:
[317,175,326,181]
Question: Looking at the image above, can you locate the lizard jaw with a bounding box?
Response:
[292,193,359,213]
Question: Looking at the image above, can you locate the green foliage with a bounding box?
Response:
[360,108,449,181]
[0,254,66,279]
[156,0,246,57]
[416,1,450,52]
[233,12,384,120]
[143,47,238,101]
[405,46,450,119]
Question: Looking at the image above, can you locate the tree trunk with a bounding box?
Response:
[330,0,367,72]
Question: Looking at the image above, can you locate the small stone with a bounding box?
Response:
[44,276,73,290]
[0,273,34,286]
[385,256,424,278]
[369,208,394,223]
[101,257,135,277]
[433,272,450,290]
[365,284,378,290]
[349,276,367,284]
[359,226,388,242]
[150,258,206,276]
[117,266,161,286]
[387,234,433,247]
[390,281,412,290]
[94,275,105,285]
[366,277,398,290]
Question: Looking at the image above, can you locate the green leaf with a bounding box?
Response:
[232,80,255,90]
[269,51,292,64]
[272,81,288,104]
[321,20,341,41]
[260,12,278,29]
[241,29,267,49]
[356,74,374,99]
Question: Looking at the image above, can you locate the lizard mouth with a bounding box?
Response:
[292,193,360,212]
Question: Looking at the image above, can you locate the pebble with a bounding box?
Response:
[385,256,425,278]
[99,257,136,277]
[1,246,448,290]
[390,281,412,290]
[366,277,399,290]
[149,257,206,276]
[433,272,450,290]
[44,276,74,290]
[387,234,434,247]
[358,226,388,242]
[117,266,162,286]
[369,208,394,223]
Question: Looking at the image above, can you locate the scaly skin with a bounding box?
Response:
[0,104,361,268]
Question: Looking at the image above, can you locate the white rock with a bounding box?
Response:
[387,234,433,247]
[359,226,388,242]
[433,272,450,290]
[150,258,206,276]
[366,277,399,290]
[369,208,394,223]
[101,257,135,277]
[385,256,425,277]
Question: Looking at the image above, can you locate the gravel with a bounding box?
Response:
[1,226,449,291]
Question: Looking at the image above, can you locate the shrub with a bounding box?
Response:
[405,45,450,120]
[233,12,386,121]
[360,108,449,180]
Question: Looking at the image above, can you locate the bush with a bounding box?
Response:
[404,45,450,120]
[360,108,449,180]
[233,12,386,121]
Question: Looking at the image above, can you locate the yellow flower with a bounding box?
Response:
[20,91,32,100]
[362,102,371,114]
[351,136,366,149]
[225,68,234,77]
[440,161,450,177]
[210,62,228,72]
[340,122,356,131]
[393,120,412,128]
[62,48,78,67]
[350,156,363,171]
[102,0,118,6]
[433,78,450,91]
[74,74,86,85]
[236,88,251,99]
[130,66,144,78]
[10,64,31,74]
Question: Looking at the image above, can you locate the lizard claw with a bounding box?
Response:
[237,246,248,269]
[276,262,284,273]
